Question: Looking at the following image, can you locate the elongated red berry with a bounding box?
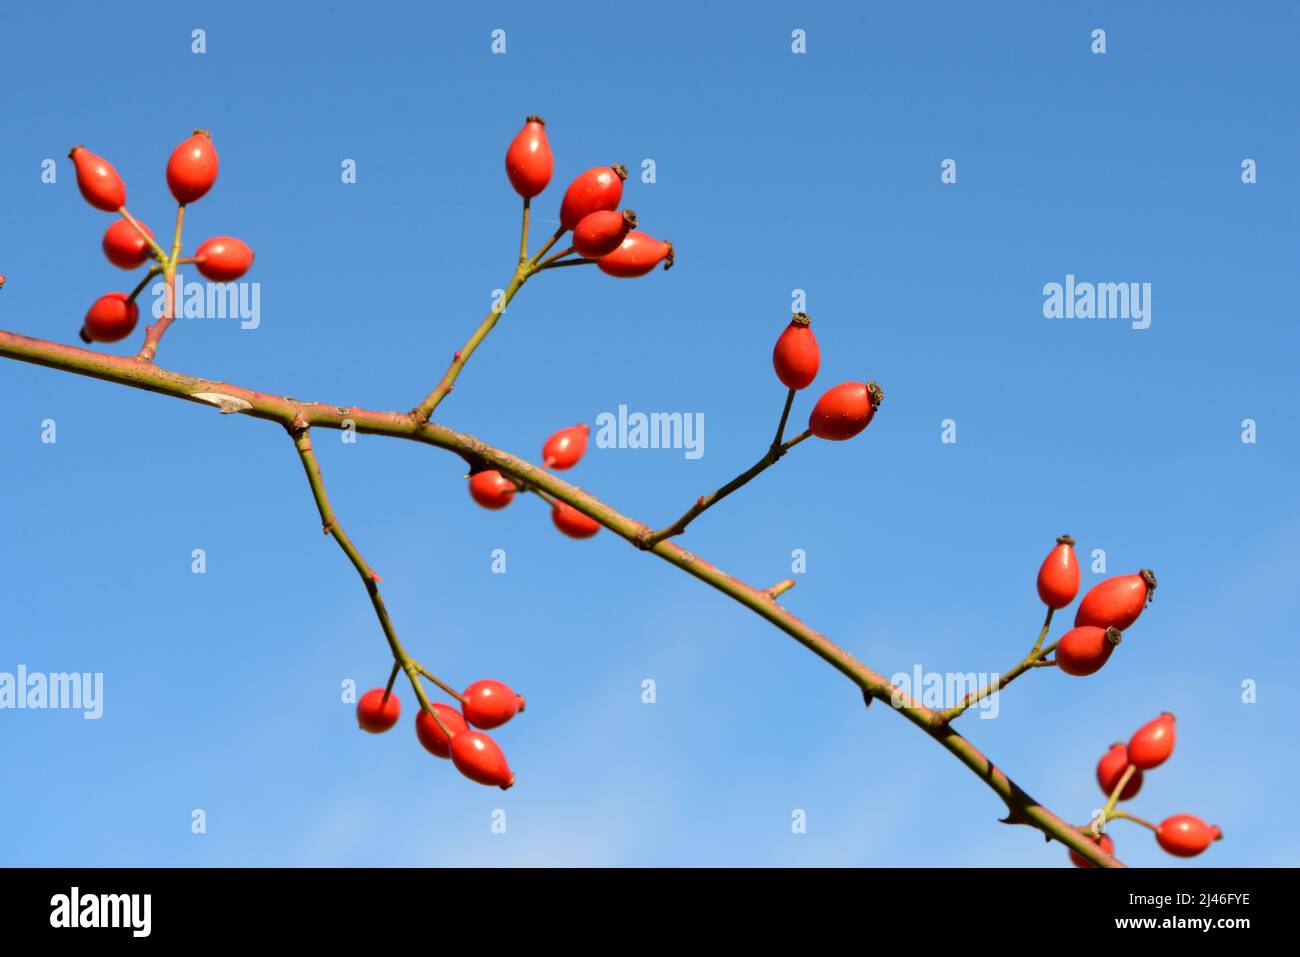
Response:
[809,381,883,440]
[1128,712,1175,770]
[560,165,627,230]
[468,470,516,509]
[1055,625,1121,677]
[356,688,400,733]
[505,116,554,198]
[450,730,514,789]
[1096,742,1143,800]
[1068,829,1114,868]
[415,703,469,758]
[1037,535,1080,609]
[69,146,126,211]
[597,230,673,278]
[552,502,600,539]
[195,237,254,282]
[80,292,139,343]
[1075,570,1156,631]
[1156,815,1221,858]
[542,424,589,470]
[166,130,219,204]
[772,313,820,390]
[462,679,525,730]
[573,209,636,259]
[102,219,154,269]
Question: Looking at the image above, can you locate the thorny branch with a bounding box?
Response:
[0,324,1122,867]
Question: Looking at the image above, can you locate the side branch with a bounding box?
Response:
[288,425,449,735]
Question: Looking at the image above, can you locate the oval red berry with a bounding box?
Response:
[772,313,820,390]
[468,470,516,509]
[808,381,882,440]
[1055,625,1121,677]
[195,236,254,282]
[560,165,627,230]
[1096,742,1143,800]
[102,219,153,270]
[1036,535,1080,609]
[1075,570,1156,631]
[505,116,553,199]
[356,688,400,733]
[1068,829,1114,868]
[81,293,139,343]
[1156,815,1220,858]
[415,703,469,759]
[450,730,515,789]
[462,679,524,730]
[166,130,219,204]
[1127,712,1175,770]
[552,502,600,539]
[69,146,126,212]
[597,230,673,278]
[542,424,589,470]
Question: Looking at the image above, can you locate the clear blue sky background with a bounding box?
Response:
[1,2,1296,867]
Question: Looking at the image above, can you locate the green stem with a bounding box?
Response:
[772,387,796,449]
[1101,765,1136,818]
[1109,809,1158,832]
[126,266,162,303]
[938,608,1058,724]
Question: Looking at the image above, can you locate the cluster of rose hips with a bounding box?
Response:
[356,677,524,789]
[1031,537,1222,864]
[68,131,255,344]
[1069,713,1223,866]
[772,313,883,440]
[505,116,673,276]
[1035,535,1160,675]
[468,423,600,538]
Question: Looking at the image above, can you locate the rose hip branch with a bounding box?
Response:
[0,117,1222,867]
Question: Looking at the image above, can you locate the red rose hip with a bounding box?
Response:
[415,703,469,758]
[1068,829,1114,868]
[69,146,126,211]
[102,219,154,269]
[551,502,600,539]
[462,679,525,730]
[166,130,219,204]
[450,731,515,789]
[1037,535,1080,609]
[542,424,589,470]
[808,381,883,440]
[1127,712,1175,770]
[1096,742,1143,800]
[573,209,636,259]
[1055,625,1121,677]
[356,688,400,733]
[772,313,820,390]
[468,470,516,509]
[559,164,627,230]
[195,237,254,282]
[1156,815,1221,858]
[597,230,673,278]
[80,293,139,343]
[1074,570,1157,631]
[505,116,553,199]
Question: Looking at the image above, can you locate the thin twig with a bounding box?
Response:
[642,429,813,548]
[289,426,451,737]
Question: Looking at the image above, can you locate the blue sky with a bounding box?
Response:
[0,2,1296,866]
